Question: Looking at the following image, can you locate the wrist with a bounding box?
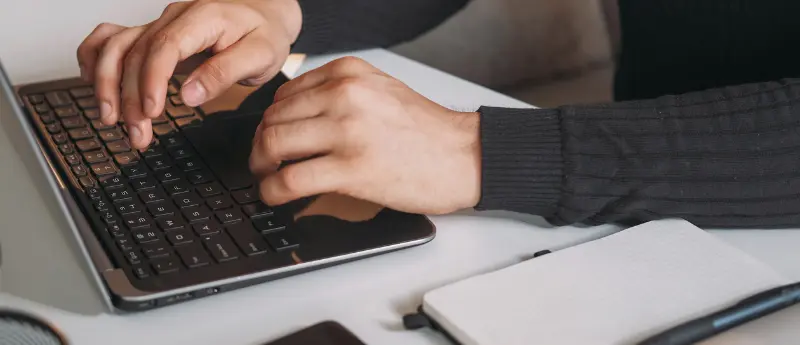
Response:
[451,111,482,209]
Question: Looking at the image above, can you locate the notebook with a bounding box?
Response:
[407,219,788,345]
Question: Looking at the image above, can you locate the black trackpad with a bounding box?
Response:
[182,112,261,190]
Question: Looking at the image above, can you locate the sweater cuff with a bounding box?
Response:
[475,106,564,219]
[292,0,338,55]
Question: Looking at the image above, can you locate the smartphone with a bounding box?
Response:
[261,321,367,345]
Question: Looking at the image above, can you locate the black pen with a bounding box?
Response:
[637,281,800,345]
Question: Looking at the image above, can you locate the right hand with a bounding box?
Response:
[76,0,302,149]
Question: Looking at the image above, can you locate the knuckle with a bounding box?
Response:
[278,166,304,193]
[95,22,116,33]
[150,30,177,52]
[162,2,183,15]
[333,77,367,102]
[202,60,228,85]
[330,56,367,72]
[261,126,281,159]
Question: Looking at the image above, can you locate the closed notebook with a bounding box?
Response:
[409,219,788,345]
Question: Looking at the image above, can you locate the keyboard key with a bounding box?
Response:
[65,153,82,166]
[35,103,50,114]
[206,195,232,210]
[157,214,185,231]
[68,128,93,140]
[100,211,118,225]
[83,150,109,163]
[168,146,194,160]
[131,176,158,191]
[162,134,185,147]
[40,113,56,124]
[215,209,243,224]
[107,140,131,153]
[77,98,98,110]
[175,115,202,128]
[243,203,273,218]
[183,205,212,222]
[192,220,222,236]
[124,250,143,265]
[131,265,150,279]
[151,257,179,274]
[124,214,154,229]
[131,228,159,244]
[265,232,299,251]
[253,217,285,233]
[142,243,170,259]
[168,84,179,95]
[166,229,193,246]
[170,95,183,106]
[176,244,211,268]
[29,94,44,104]
[90,162,116,176]
[164,180,191,195]
[203,235,240,262]
[197,182,223,198]
[147,201,175,217]
[116,237,135,251]
[76,138,103,152]
[46,123,62,134]
[178,158,202,172]
[98,128,123,142]
[114,152,139,166]
[232,188,259,204]
[100,175,126,190]
[139,189,166,203]
[93,197,110,212]
[145,155,173,170]
[46,91,71,107]
[226,223,269,256]
[107,186,134,202]
[69,87,94,99]
[91,119,114,130]
[174,192,201,208]
[188,170,214,185]
[84,108,100,120]
[72,165,88,177]
[61,116,85,129]
[58,144,75,156]
[152,114,169,125]
[116,201,142,215]
[152,123,176,137]
[52,133,68,145]
[166,105,194,119]
[155,168,181,182]
[142,144,165,158]
[55,106,79,118]
[86,187,104,200]
[122,163,148,179]
[109,226,126,238]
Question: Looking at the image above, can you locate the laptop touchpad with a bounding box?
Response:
[181,111,261,191]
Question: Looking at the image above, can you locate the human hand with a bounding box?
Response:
[249,57,482,215]
[76,0,302,149]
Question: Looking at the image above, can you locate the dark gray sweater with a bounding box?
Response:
[292,0,800,228]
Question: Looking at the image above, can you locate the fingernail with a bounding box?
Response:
[128,124,142,145]
[100,101,113,120]
[181,80,206,106]
[143,97,156,117]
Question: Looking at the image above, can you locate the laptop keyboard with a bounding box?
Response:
[25,80,298,279]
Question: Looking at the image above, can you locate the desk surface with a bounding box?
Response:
[2,1,800,344]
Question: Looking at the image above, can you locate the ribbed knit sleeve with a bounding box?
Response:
[292,0,470,54]
[476,79,800,229]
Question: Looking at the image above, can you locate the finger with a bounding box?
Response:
[249,116,338,178]
[261,85,331,127]
[258,156,345,206]
[274,56,379,102]
[121,3,191,148]
[142,1,265,114]
[179,31,283,107]
[77,23,127,82]
[94,26,147,126]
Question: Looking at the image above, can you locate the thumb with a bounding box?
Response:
[181,34,284,106]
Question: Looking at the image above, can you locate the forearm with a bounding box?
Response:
[477,79,800,228]
[292,0,470,54]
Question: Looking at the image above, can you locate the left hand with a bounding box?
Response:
[249,57,481,215]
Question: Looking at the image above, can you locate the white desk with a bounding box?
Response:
[2,1,800,344]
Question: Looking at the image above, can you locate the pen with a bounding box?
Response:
[636,281,800,345]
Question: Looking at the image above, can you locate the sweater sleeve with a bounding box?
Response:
[292,0,470,54]
[476,78,800,229]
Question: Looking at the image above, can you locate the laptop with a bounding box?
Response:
[0,58,436,312]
